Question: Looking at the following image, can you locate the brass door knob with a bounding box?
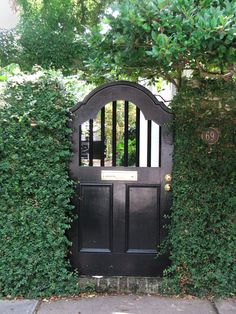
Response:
[164,174,172,182]
[164,184,171,192]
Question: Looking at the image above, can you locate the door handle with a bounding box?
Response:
[164,174,172,182]
[164,184,171,192]
[164,173,172,191]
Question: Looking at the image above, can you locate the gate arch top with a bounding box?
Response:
[71,81,172,125]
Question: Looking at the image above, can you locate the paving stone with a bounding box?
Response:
[214,299,236,314]
[0,300,39,314]
[37,295,216,314]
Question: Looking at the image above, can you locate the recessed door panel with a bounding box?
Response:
[126,185,160,253]
[79,184,113,252]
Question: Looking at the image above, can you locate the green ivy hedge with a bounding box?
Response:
[0,70,78,297]
[161,79,236,297]
[0,71,235,298]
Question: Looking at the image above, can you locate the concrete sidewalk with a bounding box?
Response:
[0,295,235,314]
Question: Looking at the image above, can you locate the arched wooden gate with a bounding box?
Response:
[69,81,173,276]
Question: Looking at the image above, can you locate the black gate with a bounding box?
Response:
[69,81,173,276]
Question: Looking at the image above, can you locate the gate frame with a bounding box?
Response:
[69,81,173,273]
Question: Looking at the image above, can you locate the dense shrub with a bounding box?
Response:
[0,70,78,297]
[161,79,236,297]
[0,68,235,298]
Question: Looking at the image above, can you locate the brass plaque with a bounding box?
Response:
[101,170,138,181]
[201,127,220,145]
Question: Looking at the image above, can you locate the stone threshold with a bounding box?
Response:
[78,276,161,294]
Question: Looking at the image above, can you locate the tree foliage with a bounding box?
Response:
[0,0,112,71]
[2,0,235,84]
[82,0,236,87]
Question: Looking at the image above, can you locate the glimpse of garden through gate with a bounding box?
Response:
[69,81,173,276]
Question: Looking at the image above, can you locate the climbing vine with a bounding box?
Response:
[0,70,79,297]
[161,79,236,297]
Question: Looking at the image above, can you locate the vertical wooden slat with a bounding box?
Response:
[135,107,140,167]
[89,119,93,166]
[159,125,162,167]
[112,101,117,166]
[100,107,105,166]
[124,101,129,167]
[147,120,152,167]
[79,125,82,166]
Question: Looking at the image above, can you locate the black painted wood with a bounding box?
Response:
[126,185,160,252]
[147,120,152,167]
[89,119,93,166]
[79,184,113,252]
[79,125,82,166]
[159,126,162,167]
[124,101,129,167]
[69,81,173,276]
[136,107,140,167]
[112,101,117,167]
[77,252,170,276]
[101,107,105,167]
[70,81,172,126]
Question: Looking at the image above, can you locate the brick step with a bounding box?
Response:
[78,276,161,294]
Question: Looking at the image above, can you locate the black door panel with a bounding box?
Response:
[69,81,173,276]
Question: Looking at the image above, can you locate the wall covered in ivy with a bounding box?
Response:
[0,71,235,298]
[0,70,78,297]
[161,79,236,297]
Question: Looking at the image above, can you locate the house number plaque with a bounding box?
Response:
[201,127,220,145]
[101,170,138,181]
